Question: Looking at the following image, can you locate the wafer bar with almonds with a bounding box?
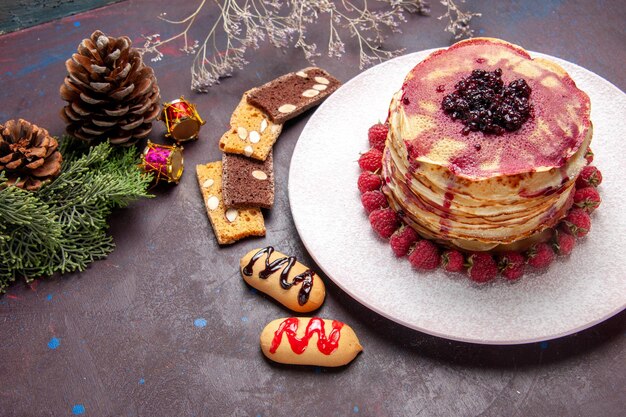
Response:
[246,67,341,124]
[196,162,265,245]
[219,92,282,161]
[222,151,275,209]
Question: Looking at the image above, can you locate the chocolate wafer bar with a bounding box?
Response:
[222,151,274,209]
[246,67,341,124]
[196,162,265,245]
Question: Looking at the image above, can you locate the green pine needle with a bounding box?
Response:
[0,136,153,293]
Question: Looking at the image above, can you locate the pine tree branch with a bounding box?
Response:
[0,137,153,293]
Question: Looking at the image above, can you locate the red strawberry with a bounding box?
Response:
[576,166,602,188]
[573,187,601,213]
[497,251,526,281]
[584,147,594,164]
[408,239,440,270]
[361,190,388,214]
[441,250,464,272]
[527,243,555,269]
[390,226,419,257]
[553,231,576,256]
[369,208,400,239]
[466,253,498,283]
[358,148,383,172]
[561,208,591,238]
[357,171,382,193]
[368,123,388,152]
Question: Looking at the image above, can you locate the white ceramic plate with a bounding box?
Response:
[289,49,626,345]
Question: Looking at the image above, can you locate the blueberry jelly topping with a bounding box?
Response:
[441,68,533,135]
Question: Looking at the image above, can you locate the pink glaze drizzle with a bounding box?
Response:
[269,317,343,355]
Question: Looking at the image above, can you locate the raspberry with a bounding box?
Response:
[584,147,594,164]
[573,187,601,213]
[357,171,382,193]
[369,208,400,239]
[361,190,388,214]
[408,239,440,270]
[497,251,526,281]
[561,208,591,238]
[358,148,383,172]
[467,253,498,283]
[576,166,602,188]
[368,123,388,151]
[553,231,576,256]
[441,250,464,272]
[526,243,555,269]
[389,226,419,257]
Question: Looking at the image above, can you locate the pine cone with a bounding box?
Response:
[60,30,160,146]
[0,119,62,191]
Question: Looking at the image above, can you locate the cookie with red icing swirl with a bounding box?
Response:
[260,317,362,366]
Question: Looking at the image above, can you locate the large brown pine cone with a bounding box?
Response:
[0,119,62,191]
[60,30,160,146]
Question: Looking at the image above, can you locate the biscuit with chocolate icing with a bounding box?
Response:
[196,162,265,245]
[222,151,275,209]
[246,67,341,124]
[240,246,326,313]
[219,92,282,161]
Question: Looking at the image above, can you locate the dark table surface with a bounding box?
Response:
[1,1,625,416]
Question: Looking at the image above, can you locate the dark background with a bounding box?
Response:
[0,0,122,34]
[0,1,624,416]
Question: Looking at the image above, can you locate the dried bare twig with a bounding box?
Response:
[140,0,479,92]
[439,0,481,39]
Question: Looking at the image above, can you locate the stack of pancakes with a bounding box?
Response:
[382,38,592,252]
